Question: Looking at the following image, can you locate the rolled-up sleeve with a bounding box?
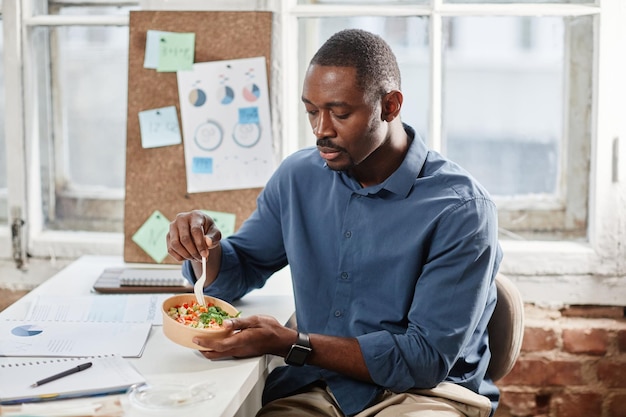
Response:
[358,197,500,392]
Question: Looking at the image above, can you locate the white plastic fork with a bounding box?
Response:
[194,256,207,306]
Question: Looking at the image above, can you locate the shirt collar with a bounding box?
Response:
[350,124,428,198]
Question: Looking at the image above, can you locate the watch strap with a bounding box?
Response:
[296,332,311,349]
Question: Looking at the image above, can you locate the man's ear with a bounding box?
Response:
[381,90,403,122]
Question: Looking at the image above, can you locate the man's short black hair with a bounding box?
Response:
[310,29,401,101]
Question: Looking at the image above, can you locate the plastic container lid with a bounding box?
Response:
[127,382,215,411]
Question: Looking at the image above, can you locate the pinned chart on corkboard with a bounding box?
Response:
[124,11,274,264]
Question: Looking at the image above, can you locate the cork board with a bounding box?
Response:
[124,11,273,264]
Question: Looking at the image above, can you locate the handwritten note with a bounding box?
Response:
[238,107,260,124]
[131,210,170,263]
[158,32,195,72]
[138,106,182,148]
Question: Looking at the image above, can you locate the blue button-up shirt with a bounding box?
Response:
[183,125,502,416]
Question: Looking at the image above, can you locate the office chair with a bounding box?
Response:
[487,273,525,382]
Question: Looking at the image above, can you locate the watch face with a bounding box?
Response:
[286,345,312,366]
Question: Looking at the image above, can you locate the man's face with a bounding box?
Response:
[301,65,385,172]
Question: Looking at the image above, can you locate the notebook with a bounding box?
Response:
[0,354,146,405]
[93,267,193,294]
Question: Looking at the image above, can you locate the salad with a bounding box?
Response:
[167,300,239,329]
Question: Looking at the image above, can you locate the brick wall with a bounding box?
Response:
[495,304,626,417]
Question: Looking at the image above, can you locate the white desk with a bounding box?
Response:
[0,256,295,417]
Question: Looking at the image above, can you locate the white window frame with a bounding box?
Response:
[1,0,625,306]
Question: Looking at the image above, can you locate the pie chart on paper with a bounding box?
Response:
[11,324,44,337]
[242,83,261,102]
[188,88,207,107]
[218,86,235,105]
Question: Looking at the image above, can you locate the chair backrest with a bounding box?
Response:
[487,273,525,382]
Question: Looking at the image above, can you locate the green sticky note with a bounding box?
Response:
[132,210,170,263]
[157,32,195,72]
[202,210,236,238]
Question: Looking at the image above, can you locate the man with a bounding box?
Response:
[167,29,502,417]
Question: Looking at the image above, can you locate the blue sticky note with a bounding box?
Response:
[138,106,182,148]
[238,107,260,124]
[144,30,166,69]
[193,157,213,174]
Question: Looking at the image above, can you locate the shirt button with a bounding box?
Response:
[334,310,342,317]
[341,272,349,280]
[344,231,352,238]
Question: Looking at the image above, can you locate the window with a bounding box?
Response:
[294,11,591,241]
[0,0,133,259]
[2,0,625,305]
[29,4,133,234]
[443,15,592,241]
[46,7,130,232]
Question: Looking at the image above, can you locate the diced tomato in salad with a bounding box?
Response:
[167,301,239,329]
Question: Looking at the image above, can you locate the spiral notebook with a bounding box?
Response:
[93,267,193,294]
[0,354,146,405]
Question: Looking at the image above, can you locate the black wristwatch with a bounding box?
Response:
[285,332,312,366]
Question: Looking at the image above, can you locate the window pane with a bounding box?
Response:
[443,16,564,197]
[57,11,129,189]
[0,19,6,223]
[47,7,131,231]
[297,16,429,149]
